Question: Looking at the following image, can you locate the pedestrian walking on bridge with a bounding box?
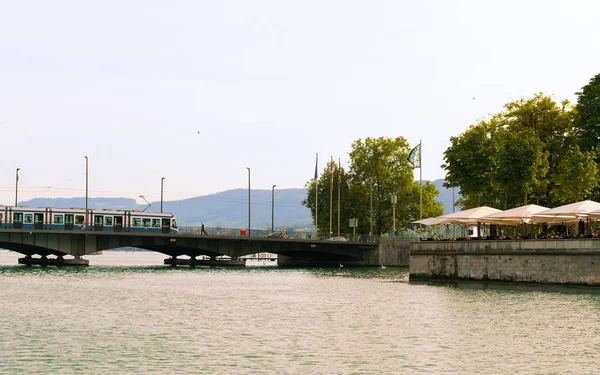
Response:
[201,223,207,235]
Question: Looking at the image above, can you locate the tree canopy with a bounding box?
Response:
[575,73,600,153]
[575,73,600,200]
[303,136,443,236]
[443,92,598,209]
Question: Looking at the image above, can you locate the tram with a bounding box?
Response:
[0,206,178,234]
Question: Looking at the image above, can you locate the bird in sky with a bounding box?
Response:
[197,130,200,134]
[472,97,476,100]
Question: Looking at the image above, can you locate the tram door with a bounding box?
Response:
[34,213,44,230]
[94,215,104,231]
[162,219,170,234]
[65,214,74,230]
[114,216,123,232]
[13,213,23,229]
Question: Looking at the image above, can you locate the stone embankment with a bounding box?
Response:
[410,238,600,285]
[376,238,411,266]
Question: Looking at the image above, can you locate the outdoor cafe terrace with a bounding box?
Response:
[414,200,600,240]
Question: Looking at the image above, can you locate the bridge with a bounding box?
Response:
[0,228,380,267]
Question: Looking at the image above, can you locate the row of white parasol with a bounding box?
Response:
[414,200,600,226]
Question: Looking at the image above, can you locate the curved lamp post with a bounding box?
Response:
[84,156,88,230]
[161,177,165,213]
[246,167,251,237]
[15,168,20,207]
[271,184,276,234]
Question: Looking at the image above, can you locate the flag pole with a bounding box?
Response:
[419,139,423,230]
[329,156,333,236]
[337,158,341,237]
[315,153,318,237]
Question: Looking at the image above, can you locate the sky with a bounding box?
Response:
[1,0,599,205]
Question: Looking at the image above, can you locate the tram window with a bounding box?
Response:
[13,213,23,222]
[75,215,85,224]
[105,217,113,226]
[132,218,141,227]
[94,216,103,224]
[53,215,64,224]
[152,219,161,228]
[24,214,33,223]
[142,218,151,227]
[65,215,74,224]
[172,219,177,228]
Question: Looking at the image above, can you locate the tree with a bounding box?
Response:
[302,136,443,236]
[442,93,597,209]
[575,73,600,153]
[302,159,350,236]
[575,73,600,200]
[347,137,442,235]
[495,128,548,208]
[551,146,598,204]
[502,94,579,206]
[442,119,503,208]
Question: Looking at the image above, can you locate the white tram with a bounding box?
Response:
[0,206,178,234]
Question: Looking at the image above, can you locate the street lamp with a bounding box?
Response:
[246,167,251,237]
[84,156,88,230]
[391,194,397,234]
[271,184,276,234]
[161,177,165,213]
[15,168,20,207]
[370,178,373,238]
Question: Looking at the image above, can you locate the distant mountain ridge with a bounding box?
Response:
[15,179,459,227]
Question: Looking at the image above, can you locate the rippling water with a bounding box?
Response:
[1,250,599,374]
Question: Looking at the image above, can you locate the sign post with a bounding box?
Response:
[349,218,358,241]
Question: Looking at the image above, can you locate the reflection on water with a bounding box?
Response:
[0,250,599,374]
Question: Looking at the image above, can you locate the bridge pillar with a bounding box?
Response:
[18,256,89,266]
[163,257,245,267]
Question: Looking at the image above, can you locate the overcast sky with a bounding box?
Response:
[1,0,598,205]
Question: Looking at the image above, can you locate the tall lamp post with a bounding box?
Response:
[370,178,373,238]
[15,168,20,207]
[161,177,165,213]
[271,184,276,234]
[84,156,88,230]
[246,167,251,237]
[391,194,397,234]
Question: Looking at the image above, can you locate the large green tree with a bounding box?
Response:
[443,93,597,209]
[551,146,598,203]
[495,128,548,208]
[575,73,600,153]
[442,119,503,208]
[575,73,600,200]
[303,137,443,236]
[302,159,350,236]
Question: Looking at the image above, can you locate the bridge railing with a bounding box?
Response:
[177,226,387,243]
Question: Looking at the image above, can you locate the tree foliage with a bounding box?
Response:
[442,119,502,207]
[443,93,598,209]
[302,159,349,236]
[303,137,443,235]
[575,73,600,153]
[575,73,600,200]
[551,146,598,203]
[495,128,548,207]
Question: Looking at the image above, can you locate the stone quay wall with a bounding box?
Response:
[375,238,411,266]
[410,239,600,285]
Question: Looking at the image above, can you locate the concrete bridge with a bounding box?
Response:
[0,228,380,266]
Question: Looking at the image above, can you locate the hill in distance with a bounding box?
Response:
[17,179,460,228]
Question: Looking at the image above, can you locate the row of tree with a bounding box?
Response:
[302,137,444,235]
[443,73,600,209]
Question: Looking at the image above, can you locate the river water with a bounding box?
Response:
[0,250,599,374]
